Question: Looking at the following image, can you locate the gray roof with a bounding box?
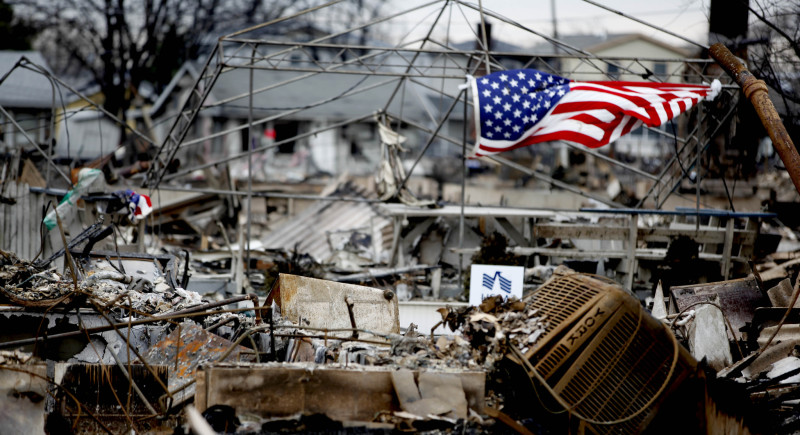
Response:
[146,55,458,123]
[0,51,54,109]
[529,34,631,55]
[205,63,443,122]
[451,38,530,53]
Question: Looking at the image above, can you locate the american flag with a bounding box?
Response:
[470,69,720,157]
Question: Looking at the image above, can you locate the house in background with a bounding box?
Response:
[52,79,122,163]
[134,46,457,183]
[0,51,54,154]
[551,33,691,83]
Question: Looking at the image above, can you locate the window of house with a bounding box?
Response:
[275,121,299,154]
[211,118,226,155]
[9,111,44,148]
[654,62,667,80]
[607,64,620,80]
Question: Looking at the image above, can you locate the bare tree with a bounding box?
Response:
[746,0,800,133]
[10,0,381,123]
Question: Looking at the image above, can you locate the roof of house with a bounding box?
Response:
[147,52,458,123]
[530,33,690,57]
[583,33,691,57]
[0,51,55,110]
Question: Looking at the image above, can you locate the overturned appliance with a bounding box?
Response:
[516,272,699,434]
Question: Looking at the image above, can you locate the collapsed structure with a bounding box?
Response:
[1,0,800,433]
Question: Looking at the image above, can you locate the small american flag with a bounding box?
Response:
[470,69,720,157]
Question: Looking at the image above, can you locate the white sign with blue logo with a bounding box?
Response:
[469,264,524,306]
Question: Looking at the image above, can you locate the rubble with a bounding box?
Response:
[2,3,800,433]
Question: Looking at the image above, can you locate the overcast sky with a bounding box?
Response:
[384,0,711,49]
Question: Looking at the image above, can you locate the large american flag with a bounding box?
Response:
[470,69,720,157]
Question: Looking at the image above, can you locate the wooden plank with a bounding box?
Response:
[533,223,629,240]
[721,219,734,280]
[626,214,638,291]
[10,181,17,255]
[24,182,31,260]
[1,184,7,252]
[1,184,6,252]
[20,182,28,259]
[501,247,749,263]
[492,217,529,247]
[18,181,24,257]
[533,222,756,245]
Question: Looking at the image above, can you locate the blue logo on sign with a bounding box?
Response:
[482,271,512,294]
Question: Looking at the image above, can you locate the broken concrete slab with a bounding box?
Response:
[194,363,484,423]
[390,369,453,417]
[767,278,800,308]
[688,298,733,370]
[652,280,667,320]
[273,274,399,337]
[417,371,469,419]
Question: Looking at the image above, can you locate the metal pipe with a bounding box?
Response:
[156,185,382,203]
[397,88,467,191]
[18,60,158,148]
[167,294,257,318]
[344,296,359,339]
[477,0,492,74]
[0,305,262,349]
[206,316,238,333]
[459,83,467,296]
[221,38,711,65]
[709,43,800,198]
[246,46,256,278]
[378,0,453,136]
[390,111,661,195]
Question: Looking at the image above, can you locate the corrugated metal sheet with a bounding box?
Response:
[260,184,393,262]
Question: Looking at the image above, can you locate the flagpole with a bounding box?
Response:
[477,0,491,74]
[459,81,468,297]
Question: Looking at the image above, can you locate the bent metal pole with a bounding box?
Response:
[709,43,800,197]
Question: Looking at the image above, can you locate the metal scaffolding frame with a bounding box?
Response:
[1,0,741,274]
[136,1,731,214]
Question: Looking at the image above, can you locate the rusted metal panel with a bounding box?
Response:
[195,364,484,422]
[670,276,768,341]
[275,274,400,336]
[138,321,255,405]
